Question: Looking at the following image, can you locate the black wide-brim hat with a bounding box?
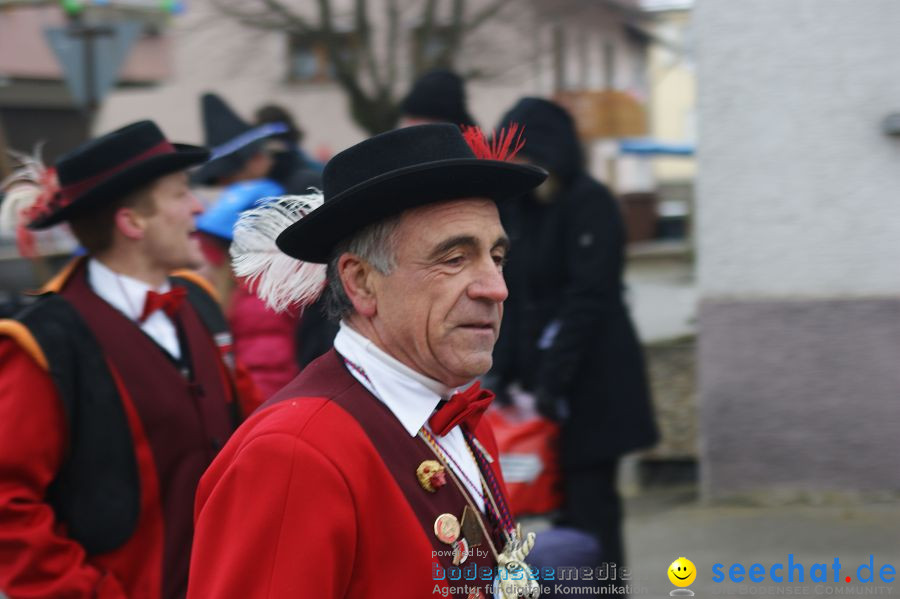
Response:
[276,123,547,263]
[29,120,209,230]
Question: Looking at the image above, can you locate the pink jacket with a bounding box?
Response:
[227,283,300,401]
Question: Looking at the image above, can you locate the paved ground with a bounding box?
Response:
[620,246,900,598]
[622,486,900,598]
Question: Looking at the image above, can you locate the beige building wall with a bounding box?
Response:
[647,8,696,182]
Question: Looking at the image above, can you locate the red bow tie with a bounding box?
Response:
[139,287,187,323]
[428,381,495,437]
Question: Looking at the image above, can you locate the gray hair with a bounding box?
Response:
[324,215,401,321]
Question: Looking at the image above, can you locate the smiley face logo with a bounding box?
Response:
[668,557,697,587]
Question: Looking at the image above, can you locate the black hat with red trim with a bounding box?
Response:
[275,123,547,263]
[28,120,209,230]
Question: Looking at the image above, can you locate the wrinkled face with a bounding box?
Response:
[141,171,205,271]
[370,198,509,387]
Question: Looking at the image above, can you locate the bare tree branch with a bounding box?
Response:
[385,0,401,93]
[316,0,399,133]
[316,0,356,92]
[355,0,383,90]
[412,0,438,75]
[451,0,466,33]
[421,0,438,39]
[211,0,525,134]
[433,0,465,68]
[211,0,315,35]
[259,0,313,32]
[464,0,515,33]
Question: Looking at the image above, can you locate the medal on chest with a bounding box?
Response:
[419,428,541,598]
[433,513,472,566]
[417,460,447,492]
[494,524,540,599]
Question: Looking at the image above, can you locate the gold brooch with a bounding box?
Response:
[417,460,447,493]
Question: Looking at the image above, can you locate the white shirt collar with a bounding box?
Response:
[334,321,468,437]
[87,258,181,359]
[87,258,171,320]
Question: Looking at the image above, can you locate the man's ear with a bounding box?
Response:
[338,253,378,317]
[114,206,146,241]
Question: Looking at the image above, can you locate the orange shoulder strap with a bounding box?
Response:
[37,257,84,295]
[170,269,221,303]
[0,319,49,371]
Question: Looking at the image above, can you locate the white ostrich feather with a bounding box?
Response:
[230,192,327,313]
[0,185,38,238]
[0,146,47,238]
[1,146,46,189]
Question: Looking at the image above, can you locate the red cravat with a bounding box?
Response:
[139,287,187,323]
[428,381,495,436]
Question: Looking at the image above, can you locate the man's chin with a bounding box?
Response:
[462,354,493,380]
[165,257,204,275]
[454,325,498,346]
[182,247,208,270]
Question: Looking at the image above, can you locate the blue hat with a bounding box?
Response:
[196,179,284,241]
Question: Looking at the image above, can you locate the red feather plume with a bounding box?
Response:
[16,167,62,257]
[461,122,525,162]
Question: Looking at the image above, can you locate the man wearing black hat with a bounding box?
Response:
[0,121,254,598]
[187,124,547,599]
[399,68,477,128]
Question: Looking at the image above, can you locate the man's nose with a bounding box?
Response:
[189,192,204,215]
[468,258,508,303]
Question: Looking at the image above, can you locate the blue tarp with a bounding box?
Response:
[619,139,695,156]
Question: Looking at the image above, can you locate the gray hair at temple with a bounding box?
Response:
[324,215,401,321]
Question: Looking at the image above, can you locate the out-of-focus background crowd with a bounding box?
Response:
[1,0,899,596]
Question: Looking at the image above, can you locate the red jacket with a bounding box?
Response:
[0,341,144,598]
[0,262,257,599]
[188,350,512,599]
